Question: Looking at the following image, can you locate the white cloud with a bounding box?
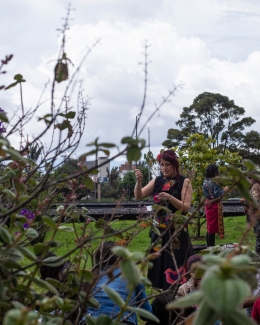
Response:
[1,0,260,168]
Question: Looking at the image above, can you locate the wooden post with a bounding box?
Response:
[98,183,101,202]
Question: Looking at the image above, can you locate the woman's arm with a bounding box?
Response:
[157,178,193,213]
[134,169,155,200]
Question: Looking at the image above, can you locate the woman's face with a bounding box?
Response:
[160,158,176,178]
[249,177,257,185]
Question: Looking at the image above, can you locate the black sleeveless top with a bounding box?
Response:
[152,175,185,226]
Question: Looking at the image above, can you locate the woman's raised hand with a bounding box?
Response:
[135,169,143,183]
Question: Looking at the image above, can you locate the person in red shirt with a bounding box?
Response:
[251,297,260,323]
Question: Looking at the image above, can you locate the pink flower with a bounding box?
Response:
[153,194,161,203]
[162,183,171,191]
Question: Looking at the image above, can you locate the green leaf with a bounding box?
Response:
[46,278,67,291]
[78,269,93,282]
[129,251,144,261]
[94,219,107,229]
[138,139,146,148]
[65,111,76,119]
[202,255,225,265]
[243,159,256,171]
[1,258,22,269]
[84,177,94,190]
[0,112,8,123]
[120,260,142,287]
[150,224,161,237]
[54,120,70,131]
[88,169,99,175]
[237,183,254,203]
[121,136,135,144]
[127,145,141,163]
[6,148,28,164]
[14,74,24,81]
[3,309,23,325]
[192,299,219,325]
[99,142,116,148]
[42,215,57,229]
[17,246,36,261]
[230,254,251,267]
[5,81,18,90]
[32,277,59,295]
[0,227,13,244]
[102,285,125,307]
[55,296,64,309]
[126,306,159,323]
[86,316,97,325]
[57,225,74,232]
[166,290,204,309]
[201,272,250,313]
[41,256,65,267]
[99,149,110,157]
[87,296,100,308]
[112,246,131,259]
[96,315,113,325]
[33,243,47,255]
[2,189,15,198]
[26,228,39,238]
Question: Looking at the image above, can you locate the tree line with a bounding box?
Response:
[162,92,260,163]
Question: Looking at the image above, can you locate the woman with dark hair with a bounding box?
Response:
[86,241,152,325]
[134,149,193,290]
[202,163,228,247]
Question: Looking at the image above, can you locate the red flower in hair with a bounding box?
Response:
[156,153,162,162]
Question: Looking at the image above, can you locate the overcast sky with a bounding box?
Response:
[1,0,260,167]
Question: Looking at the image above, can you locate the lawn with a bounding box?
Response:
[32,216,254,324]
[48,215,255,259]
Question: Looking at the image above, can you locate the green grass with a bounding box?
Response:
[47,216,254,259]
[190,216,255,248]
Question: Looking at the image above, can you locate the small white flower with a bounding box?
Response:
[56,205,65,214]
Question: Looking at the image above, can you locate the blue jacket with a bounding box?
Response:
[87,267,152,325]
[202,178,224,199]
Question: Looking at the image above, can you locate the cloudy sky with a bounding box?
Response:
[1,0,260,167]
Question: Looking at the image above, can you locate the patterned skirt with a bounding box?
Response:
[205,200,224,236]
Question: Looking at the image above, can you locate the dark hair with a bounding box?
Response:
[39,252,64,280]
[146,292,177,325]
[187,254,202,271]
[147,290,196,325]
[94,241,118,268]
[159,150,180,177]
[205,164,219,178]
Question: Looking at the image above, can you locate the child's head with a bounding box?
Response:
[187,254,202,271]
[39,252,64,280]
[94,241,118,268]
[187,255,202,287]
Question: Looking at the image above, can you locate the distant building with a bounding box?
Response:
[118,162,136,178]
[83,156,110,182]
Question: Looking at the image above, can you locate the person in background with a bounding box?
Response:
[248,173,260,254]
[134,149,193,290]
[86,241,152,325]
[146,255,203,325]
[39,252,71,283]
[251,296,260,323]
[175,254,202,300]
[202,164,228,247]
